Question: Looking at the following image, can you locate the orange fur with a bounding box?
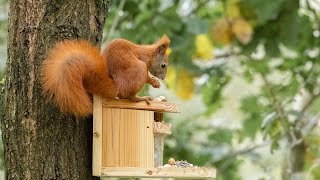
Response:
[41,36,170,116]
[103,35,170,98]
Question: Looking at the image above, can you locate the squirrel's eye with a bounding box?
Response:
[161,64,166,69]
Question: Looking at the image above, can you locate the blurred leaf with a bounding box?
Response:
[310,98,320,114]
[246,59,269,75]
[202,74,231,114]
[278,10,300,48]
[165,47,172,56]
[227,2,241,19]
[240,95,260,112]
[240,96,263,138]
[265,39,280,57]
[275,77,299,99]
[245,0,285,25]
[170,33,195,66]
[135,11,152,25]
[242,114,262,138]
[165,66,176,89]
[231,18,253,44]
[214,158,242,180]
[270,139,280,153]
[186,18,210,34]
[176,68,195,100]
[211,18,233,46]
[278,58,304,71]
[209,129,233,144]
[194,34,214,60]
[243,68,254,83]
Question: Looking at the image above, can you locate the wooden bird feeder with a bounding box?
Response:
[92,96,216,178]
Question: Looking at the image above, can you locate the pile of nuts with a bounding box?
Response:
[161,158,195,168]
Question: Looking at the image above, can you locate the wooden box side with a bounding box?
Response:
[92,95,103,176]
[102,108,154,168]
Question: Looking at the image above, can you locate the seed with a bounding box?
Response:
[168,158,176,165]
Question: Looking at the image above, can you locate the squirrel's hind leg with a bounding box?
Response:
[128,96,153,105]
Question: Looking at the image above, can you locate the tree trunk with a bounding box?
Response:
[1,0,110,179]
[282,130,306,180]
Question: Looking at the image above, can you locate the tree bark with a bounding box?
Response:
[282,130,306,180]
[2,0,110,179]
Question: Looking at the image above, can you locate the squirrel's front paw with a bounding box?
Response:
[151,79,160,88]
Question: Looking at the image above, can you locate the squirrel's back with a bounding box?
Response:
[102,39,149,98]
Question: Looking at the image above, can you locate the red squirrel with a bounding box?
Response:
[41,35,170,116]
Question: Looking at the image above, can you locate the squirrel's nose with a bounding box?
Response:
[156,74,166,80]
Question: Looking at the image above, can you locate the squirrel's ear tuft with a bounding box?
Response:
[156,35,170,55]
[159,35,170,46]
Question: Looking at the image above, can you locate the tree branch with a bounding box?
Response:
[303,113,320,134]
[260,74,301,144]
[212,141,271,164]
[214,51,240,59]
[213,141,271,172]
[301,93,320,113]
[261,75,287,120]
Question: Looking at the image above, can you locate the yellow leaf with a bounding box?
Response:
[211,18,233,46]
[165,66,176,89]
[165,67,195,100]
[194,34,214,60]
[165,47,172,56]
[232,18,253,44]
[227,2,241,19]
[176,69,194,100]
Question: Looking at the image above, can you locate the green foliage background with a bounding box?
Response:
[1,0,320,179]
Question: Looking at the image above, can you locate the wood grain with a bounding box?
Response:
[102,98,179,113]
[92,95,103,176]
[153,122,171,134]
[102,108,154,168]
[100,167,216,178]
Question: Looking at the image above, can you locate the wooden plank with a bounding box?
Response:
[102,98,179,113]
[100,167,216,178]
[153,122,171,134]
[92,95,103,176]
[102,108,154,168]
[102,107,118,167]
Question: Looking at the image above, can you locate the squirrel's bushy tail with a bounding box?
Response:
[41,40,104,116]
